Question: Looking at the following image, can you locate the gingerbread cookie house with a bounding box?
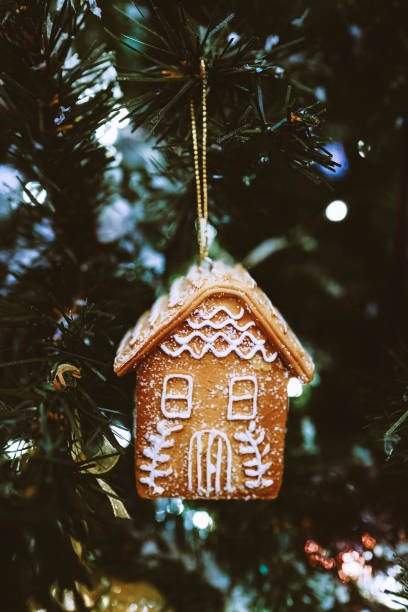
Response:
[114,260,314,500]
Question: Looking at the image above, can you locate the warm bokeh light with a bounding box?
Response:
[362,533,377,550]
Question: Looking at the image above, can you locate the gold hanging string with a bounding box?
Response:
[190,58,208,262]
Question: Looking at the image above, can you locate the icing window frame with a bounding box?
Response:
[161,374,193,419]
[227,376,258,420]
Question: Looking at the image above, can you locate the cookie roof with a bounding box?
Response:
[159,294,280,363]
[114,260,314,382]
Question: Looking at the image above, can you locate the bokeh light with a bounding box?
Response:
[192,510,213,530]
[23,181,47,205]
[287,377,303,397]
[325,200,348,222]
[110,425,131,448]
[318,142,349,179]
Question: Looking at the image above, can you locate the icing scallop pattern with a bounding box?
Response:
[160,305,278,363]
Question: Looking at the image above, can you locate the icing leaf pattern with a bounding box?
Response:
[234,421,273,490]
[139,420,183,494]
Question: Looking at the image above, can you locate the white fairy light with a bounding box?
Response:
[342,551,367,580]
[23,181,47,205]
[358,565,408,610]
[325,200,348,222]
[110,425,131,448]
[287,377,303,397]
[192,510,213,530]
[95,109,129,146]
[358,139,366,158]
[4,439,31,459]
[358,139,371,158]
[111,107,130,129]
[95,123,118,146]
[228,32,240,45]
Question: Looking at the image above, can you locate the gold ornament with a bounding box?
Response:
[107,579,173,612]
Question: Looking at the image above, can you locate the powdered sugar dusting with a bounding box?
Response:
[160,300,278,363]
[114,259,314,381]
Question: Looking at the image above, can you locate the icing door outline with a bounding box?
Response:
[161,374,193,418]
[228,375,258,420]
[188,430,233,495]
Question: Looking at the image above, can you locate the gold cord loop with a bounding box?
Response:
[190,58,208,262]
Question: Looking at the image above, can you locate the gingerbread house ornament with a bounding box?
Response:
[114,260,314,500]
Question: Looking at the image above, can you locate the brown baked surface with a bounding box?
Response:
[134,296,290,500]
[114,260,314,383]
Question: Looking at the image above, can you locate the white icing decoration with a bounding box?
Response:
[227,376,257,420]
[188,430,233,495]
[161,374,193,419]
[160,341,277,362]
[174,330,263,346]
[197,305,244,320]
[234,421,273,489]
[139,420,183,494]
[160,305,278,362]
[186,317,255,331]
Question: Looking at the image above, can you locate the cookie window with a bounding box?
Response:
[227,376,257,420]
[161,374,193,418]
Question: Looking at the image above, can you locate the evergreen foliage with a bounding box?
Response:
[1,0,408,610]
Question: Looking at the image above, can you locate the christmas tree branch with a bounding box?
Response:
[0,2,131,609]
[113,1,337,185]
